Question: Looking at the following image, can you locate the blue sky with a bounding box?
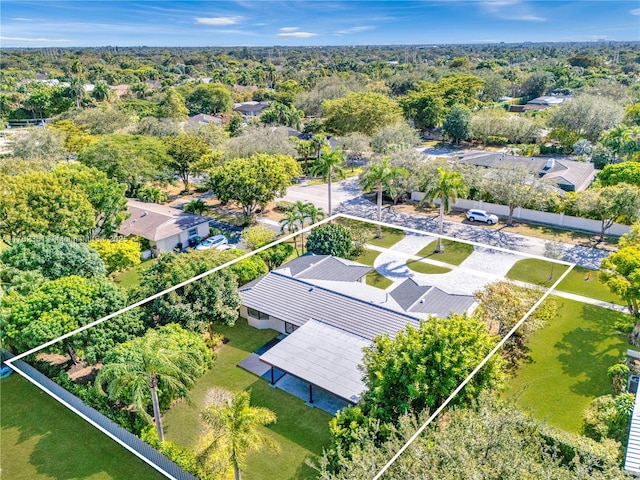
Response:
[1,1,639,47]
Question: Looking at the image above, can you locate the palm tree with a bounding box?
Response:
[92,81,111,102]
[291,201,324,253]
[279,210,303,256]
[422,168,468,252]
[198,389,277,480]
[183,199,208,215]
[310,146,345,217]
[359,157,408,238]
[95,331,200,442]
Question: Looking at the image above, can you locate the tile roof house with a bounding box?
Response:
[117,199,210,253]
[239,254,476,403]
[454,152,596,192]
[185,113,223,128]
[509,95,572,113]
[233,101,270,118]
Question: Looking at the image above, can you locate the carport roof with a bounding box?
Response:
[259,319,368,403]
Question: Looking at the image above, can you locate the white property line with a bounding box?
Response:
[4,212,576,480]
[371,261,576,480]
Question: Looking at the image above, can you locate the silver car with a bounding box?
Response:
[466,209,499,225]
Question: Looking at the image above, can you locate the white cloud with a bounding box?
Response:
[0,36,70,42]
[336,25,374,35]
[12,17,33,21]
[279,27,299,32]
[479,0,546,21]
[277,31,317,38]
[505,14,545,22]
[631,8,640,15]
[195,16,243,26]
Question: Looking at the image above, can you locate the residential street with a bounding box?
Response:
[279,178,611,270]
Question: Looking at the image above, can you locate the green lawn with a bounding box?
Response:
[113,259,154,290]
[504,297,638,433]
[163,319,332,480]
[1,374,165,480]
[352,248,382,266]
[506,259,624,305]
[406,259,451,274]
[416,239,474,266]
[366,270,394,289]
[336,218,405,249]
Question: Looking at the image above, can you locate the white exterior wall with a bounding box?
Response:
[410,193,630,236]
[240,305,286,334]
[152,222,210,253]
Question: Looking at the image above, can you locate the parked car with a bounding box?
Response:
[466,209,499,225]
[195,234,228,250]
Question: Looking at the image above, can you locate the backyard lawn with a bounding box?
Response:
[1,374,165,480]
[506,259,624,305]
[504,297,637,433]
[163,318,332,480]
[416,239,474,266]
[113,259,154,290]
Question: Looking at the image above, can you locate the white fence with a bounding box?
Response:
[410,193,631,237]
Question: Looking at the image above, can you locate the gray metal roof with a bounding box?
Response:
[259,319,368,403]
[390,278,475,317]
[626,394,640,473]
[239,272,421,340]
[277,255,371,282]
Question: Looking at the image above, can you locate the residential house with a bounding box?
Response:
[239,254,476,404]
[185,113,223,129]
[233,101,270,118]
[117,199,210,254]
[509,95,572,113]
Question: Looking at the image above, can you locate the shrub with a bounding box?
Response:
[487,135,508,146]
[583,393,633,445]
[275,201,295,213]
[88,238,141,274]
[608,363,631,395]
[306,224,353,258]
[241,225,276,250]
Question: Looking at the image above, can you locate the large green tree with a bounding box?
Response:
[322,92,403,136]
[208,154,301,217]
[164,134,211,192]
[597,162,640,188]
[359,157,408,238]
[198,389,277,480]
[310,147,346,217]
[576,184,640,240]
[186,83,232,115]
[442,104,472,145]
[306,224,352,258]
[96,325,211,441]
[158,87,189,120]
[421,168,468,252]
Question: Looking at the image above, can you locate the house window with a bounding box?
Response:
[188,228,198,237]
[247,308,269,320]
[285,322,298,334]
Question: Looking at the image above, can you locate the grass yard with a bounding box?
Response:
[416,239,474,266]
[352,248,382,266]
[406,259,451,274]
[163,319,332,480]
[504,297,638,433]
[113,259,154,290]
[506,259,624,305]
[336,218,405,249]
[1,374,165,480]
[366,270,394,289]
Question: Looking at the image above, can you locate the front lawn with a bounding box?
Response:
[352,248,382,266]
[163,319,332,480]
[1,374,165,480]
[406,259,451,274]
[336,218,405,249]
[506,258,570,286]
[416,239,474,266]
[504,297,638,433]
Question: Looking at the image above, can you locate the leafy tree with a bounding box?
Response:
[73,107,133,135]
[183,199,208,215]
[549,95,623,142]
[420,168,468,251]
[50,119,96,155]
[78,134,172,196]
[322,92,403,136]
[310,147,346,217]
[224,125,297,159]
[306,224,352,258]
[399,86,444,130]
[52,163,129,237]
[521,70,553,98]
[198,388,277,480]
[600,246,640,339]
[240,225,276,250]
[359,157,408,238]
[135,117,181,138]
[577,184,640,240]
[1,235,106,279]
[96,325,210,441]
[442,104,472,145]
[370,123,420,154]
[158,87,189,120]
[4,275,144,362]
[583,393,634,445]
[482,164,555,227]
[10,127,67,162]
[208,154,301,217]
[88,238,141,274]
[599,125,640,161]
[623,102,640,127]
[0,171,95,243]
[257,243,294,271]
[260,101,303,130]
[194,121,228,149]
[165,134,211,192]
[186,83,232,115]
[597,162,640,187]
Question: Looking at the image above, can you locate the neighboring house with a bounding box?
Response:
[117,199,210,253]
[239,254,476,404]
[452,152,596,192]
[185,113,223,128]
[510,95,572,113]
[233,101,270,118]
[109,84,130,98]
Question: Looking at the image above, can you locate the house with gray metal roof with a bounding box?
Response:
[238,256,476,404]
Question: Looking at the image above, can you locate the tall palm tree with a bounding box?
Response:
[279,210,303,256]
[95,331,200,442]
[359,157,408,238]
[199,389,277,480]
[310,146,345,217]
[291,201,324,253]
[92,81,111,102]
[422,167,468,252]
